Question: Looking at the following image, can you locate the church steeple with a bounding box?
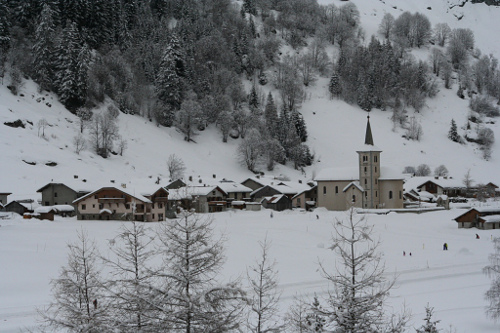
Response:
[364,115,374,145]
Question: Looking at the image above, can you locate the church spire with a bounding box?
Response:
[364,115,374,145]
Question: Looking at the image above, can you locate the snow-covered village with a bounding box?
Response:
[2,0,500,332]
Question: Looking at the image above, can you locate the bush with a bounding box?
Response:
[470,96,500,117]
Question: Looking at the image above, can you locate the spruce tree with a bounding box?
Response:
[415,304,441,333]
[264,92,278,138]
[329,71,341,98]
[448,118,460,143]
[291,110,308,142]
[32,4,56,92]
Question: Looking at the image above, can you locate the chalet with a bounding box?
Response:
[261,194,292,211]
[0,192,11,205]
[167,185,227,214]
[37,182,91,206]
[316,116,404,211]
[217,179,253,202]
[73,186,167,222]
[242,177,315,205]
[33,206,57,221]
[405,177,466,198]
[250,185,282,203]
[454,207,500,229]
[292,185,317,210]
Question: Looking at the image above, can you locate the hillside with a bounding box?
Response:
[1,0,500,200]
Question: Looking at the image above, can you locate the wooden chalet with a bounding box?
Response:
[454,207,500,229]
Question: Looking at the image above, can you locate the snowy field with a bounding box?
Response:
[1,205,500,332]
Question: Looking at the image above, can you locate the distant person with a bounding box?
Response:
[476,234,480,239]
[403,251,406,256]
[443,243,448,251]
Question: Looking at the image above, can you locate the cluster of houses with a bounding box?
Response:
[1,116,498,229]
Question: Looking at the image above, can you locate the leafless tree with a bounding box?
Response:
[483,237,500,321]
[166,153,186,181]
[462,168,474,190]
[37,118,48,138]
[434,23,451,47]
[378,13,395,40]
[416,164,431,177]
[176,97,202,142]
[237,128,263,173]
[318,208,409,332]
[405,116,423,141]
[73,133,86,154]
[76,107,93,133]
[40,229,110,332]
[434,165,449,177]
[247,238,283,333]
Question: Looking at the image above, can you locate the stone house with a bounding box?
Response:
[37,182,91,206]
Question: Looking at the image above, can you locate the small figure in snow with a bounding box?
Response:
[270,212,273,218]
[316,214,319,220]
[93,299,98,309]
[403,251,406,256]
[409,252,412,256]
[443,243,448,251]
[476,234,480,239]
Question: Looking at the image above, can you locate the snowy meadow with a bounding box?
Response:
[1,206,500,332]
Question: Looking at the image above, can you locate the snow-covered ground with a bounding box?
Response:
[1,206,500,332]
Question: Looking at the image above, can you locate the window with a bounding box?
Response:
[297,198,301,205]
[375,179,378,184]
[374,156,378,162]
[152,214,155,219]
[99,204,103,209]
[399,191,402,199]
[363,155,368,162]
[45,201,49,206]
[126,204,130,209]
[152,203,155,209]
[352,195,356,202]
[365,192,367,197]
[376,191,378,197]
[54,192,58,197]
[323,186,326,194]
[389,191,393,199]
[81,204,86,210]
[375,167,377,173]
[92,204,95,208]
[364,167,367,172]
[159,213,164,221]
[335,186,338,194]
[159,203,163,209]
[364,179,367,185]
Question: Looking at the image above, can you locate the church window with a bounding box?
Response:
[389,191,393,199]
[323,186,326,194]
[352,195,356,202]
[364,167,367,172]
[375,167,377,173]
[335,186,338,194]
[376,191,378,197]
[364,179,367,185]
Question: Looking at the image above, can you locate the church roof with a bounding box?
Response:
[357,116,382,152]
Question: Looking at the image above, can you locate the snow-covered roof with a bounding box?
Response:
[53,204,75,212]
[480,215,500,223]
[356,144,382,153]
[74,186,152,204]
[343,181,364,193]
[378,167,404,180]
[216,181,252,193]
[36,181,94,194]
[315,167,359,181]
[261,194,286,204]
[474,207,500,214]
[100,208,112,215]
[34,206,56,214]
[167,186,224,200]
[404,176,465,192]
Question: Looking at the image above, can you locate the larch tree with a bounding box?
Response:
[102,222,158,332]
[318,208,408,333]
[154,210,246,332]
[40,229,111,332]
[247,238,283,333]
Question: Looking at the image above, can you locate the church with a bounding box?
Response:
[315,116,404,211]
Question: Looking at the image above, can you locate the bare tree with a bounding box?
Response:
[37,118,48,138]
[40,229,110,332]
[89,111,119,158]
[317,208,408,332]
[73,133,86,154]
[478,127,495,160]
[378,13,395,40]
[462,168,474,190]
[416,164,431,177]
[433,23,451,47]
[166,153,186,181]
[247,238,283,333]
[483,237,500,321]
[176,96,202,142]
[117,136,127,156]
[237,128,263,173]
[434,165,449,177]
[405,116,423,141]
[76,107,93,133]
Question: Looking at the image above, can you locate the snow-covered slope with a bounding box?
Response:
[1,0,500,201]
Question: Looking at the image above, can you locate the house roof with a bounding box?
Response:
[36,181,93,194]
[479,215,500,223]
[73,186,152,204]
[343,181,364,193]
[261,194,288,204]
[34,206,57,214]
[291,184,317,200]
[168,186,226,200]
[454,207,500,221]
[216,181,252,193]
[378,167,405,180]
[0,192,12,195]
[404,176,465,192]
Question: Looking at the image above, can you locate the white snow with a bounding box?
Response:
[1,0,500,331]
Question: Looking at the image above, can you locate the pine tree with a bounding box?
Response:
[0,0,10,54]
[264,92,278,138]
[32,3,56,92]
[329,71,341,98]
[291,110,308,142]
[448,119,460,143]
[249,84,259,110]
[415,304,441,333]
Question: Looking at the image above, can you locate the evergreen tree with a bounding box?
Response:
[243,0,257,16]
[448,119,460,143]
[291,110,308,142]
[248,84,259,110]
[415,304,441,333]
[328,70,341,98]
[264,92,278,138]
[306,296,326,332]
[54,22,89,111]
[32,3,56,92]
[0,0,10,54]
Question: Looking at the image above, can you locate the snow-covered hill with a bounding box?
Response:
[1,0,500,200]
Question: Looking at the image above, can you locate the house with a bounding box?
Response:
[454,207,500,229]
[261,194,292,211]
[242,176,316,206]
[73,186,167,222]
[0,192,11,205]
[33,206,57,221]
[37,182,91,206]
[167,185,227,214]
[250,185,282,203]
[315,116,404,211]
[292,185,317,210]
[404,177,466,198]
[4,200,38,216]
[217,179,253,202]
[166,179,186,190]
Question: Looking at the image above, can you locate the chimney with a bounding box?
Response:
[121,183,126,188]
